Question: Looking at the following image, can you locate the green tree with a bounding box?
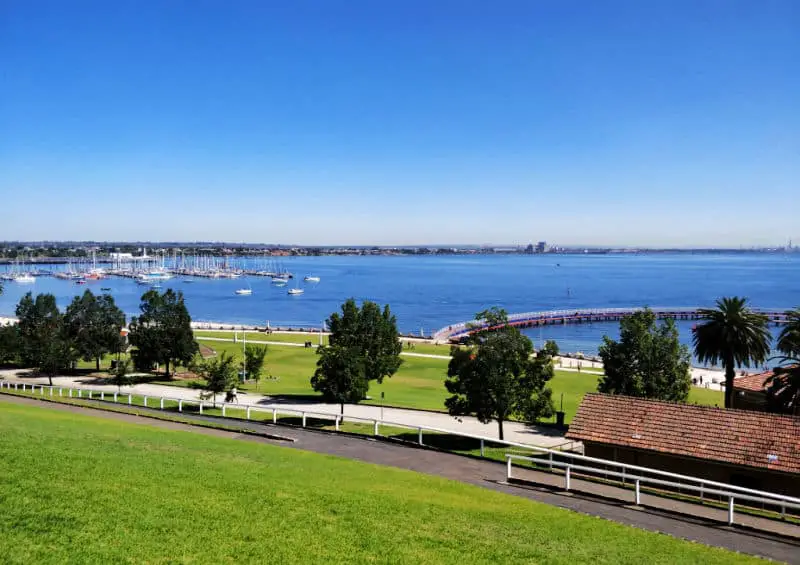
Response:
[311,299,402,411]
[16,293,75,385]
[598,309,692,402]
[693,297,771,408]
[128,289,198,378]
[311,345,368,414]
[244,344,268,387]
[776,307,800,358]
[64,290,126,371]
[444,308,554,440]
[109,358,132,392]
[542,340,559,358]
[197,351,238,407]
[0,324,20,365]
[764,307,800,414]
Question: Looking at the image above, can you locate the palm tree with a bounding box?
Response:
[764,307,800,414]
[776,308,800,357]
[693,297,771,408]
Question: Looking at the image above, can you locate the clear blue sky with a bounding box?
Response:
[1,0,797,247]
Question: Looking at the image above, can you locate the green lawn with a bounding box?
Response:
[0,401,757,565]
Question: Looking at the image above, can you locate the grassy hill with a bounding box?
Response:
[0,400,754,564]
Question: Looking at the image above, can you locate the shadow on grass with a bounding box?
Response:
[254,393,323,406]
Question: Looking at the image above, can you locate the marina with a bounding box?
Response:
[1,253,798,356]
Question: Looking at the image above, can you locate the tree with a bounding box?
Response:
[109,358,132,392]
[311,299,402,411]
[197,351,238,407]
[444,308,554,440]
[64,290,126,371]
[311,345,368,414]
[598,309,692,402]
[542,340,559,358]
[776,308,800,358]
[244,344,268,387]
[764,307,800,414]
[128,289,198,378]
[693,297,771,408]
[16,292,75,385]
[0,324,20,365]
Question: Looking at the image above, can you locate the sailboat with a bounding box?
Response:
[14,274,35,284]
[288,287,304,295]
[303,275,320,282]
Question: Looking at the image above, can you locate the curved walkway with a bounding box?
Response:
[3,394,798,564]
[0,370,573,449]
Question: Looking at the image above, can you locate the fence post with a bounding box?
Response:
[549,452,553,471]
[507,456,512,480]
[246,407,251,420]
[480,439,485,457]
[160,398,165,410]
[50,387,54,397]
[41,386,45,396]
[69,388,73,397]
[635,479,641,505]
[373,420,379,436]
[59,387,62,396]
[178,399,183,412]
[272,409,277,423]
[728,496,735,525]
[15,382,19,390]
[418,427,423,446]
[222,405,226,417]
[100,391,105,401]
[199,402,203,414]
[302,413,306,427]
[128,394,132,405]
[78,389,82,398]
[21,383,25,391]
[565,466,571,491]
[114,392,118,402]
[335,416,340,431]
[143,396,147,407]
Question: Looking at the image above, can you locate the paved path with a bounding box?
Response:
[0,370,575,449]
[3,394,798,564]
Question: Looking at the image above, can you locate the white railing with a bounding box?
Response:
[0,380,579,457]
[4,379,798,527]
[505,453,800,526]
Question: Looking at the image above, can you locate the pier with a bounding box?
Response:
[433,307,793,343]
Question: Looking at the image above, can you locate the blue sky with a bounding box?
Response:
[1,0,797,246]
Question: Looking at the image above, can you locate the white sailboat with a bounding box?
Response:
[14,274,35,284]
[303,275,320,282]
[288,288,304,295]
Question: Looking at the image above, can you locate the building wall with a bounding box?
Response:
[584,442,800,498]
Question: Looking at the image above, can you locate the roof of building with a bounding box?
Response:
[566,393,800,475]
[732,371,772,392]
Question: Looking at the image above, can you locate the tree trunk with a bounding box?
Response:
[341,402,344,415]
[47,374,53,387]
[165,359,171,379]
[96,357,101,372]
[724,357,735,409]
[497,418,504,441]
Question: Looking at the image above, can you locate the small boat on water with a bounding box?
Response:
[303,276,320,282]
[288,288,304,295]
[272,278,288,286]
[14,274,36,284]
[235,288,252,295]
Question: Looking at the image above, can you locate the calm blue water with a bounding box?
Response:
[1,254,798,356]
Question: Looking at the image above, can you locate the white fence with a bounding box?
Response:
[506,453,800,526]
[3,379,799,527]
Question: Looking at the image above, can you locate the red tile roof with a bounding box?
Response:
[732,371,772,392]
[566,394,800,475]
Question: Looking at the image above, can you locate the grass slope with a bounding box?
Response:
[0,401,756,565]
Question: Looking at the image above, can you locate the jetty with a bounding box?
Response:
[433,307,792,343]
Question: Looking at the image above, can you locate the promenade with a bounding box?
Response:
[0,369,574,449]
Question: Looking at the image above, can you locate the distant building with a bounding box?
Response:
[535,241,549,253]
[566,393,800,496]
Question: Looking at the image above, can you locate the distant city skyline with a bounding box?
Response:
[2,1,798,246]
